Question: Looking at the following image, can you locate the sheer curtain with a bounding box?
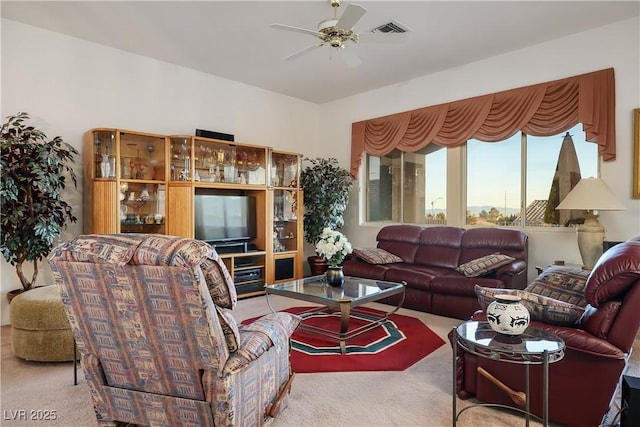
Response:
[351,68,615,176]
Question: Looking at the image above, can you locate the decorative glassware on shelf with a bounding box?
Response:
[271,153,299,188]
[119,181,165,234]
[183,137,267,184]
[119,133,165,181]
[94,131,115,178]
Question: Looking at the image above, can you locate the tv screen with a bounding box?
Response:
[194,194,256,243]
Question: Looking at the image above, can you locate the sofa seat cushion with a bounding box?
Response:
[342,259,389,280]
[383,265,448,290]
[431,276,504,297]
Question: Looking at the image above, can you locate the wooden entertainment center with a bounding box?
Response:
[83,128,303,297]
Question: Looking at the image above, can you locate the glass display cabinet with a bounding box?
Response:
[83,128,167,235]
[118,131,167,234]
[270,151,303,283]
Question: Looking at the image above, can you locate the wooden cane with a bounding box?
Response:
[266,372,296,418]
[477,366,527,408]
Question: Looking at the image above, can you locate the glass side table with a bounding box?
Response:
[452,321,565,427]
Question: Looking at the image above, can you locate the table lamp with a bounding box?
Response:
[556,177,625,269]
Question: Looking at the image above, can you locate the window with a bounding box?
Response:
[466,124,597,227]
[364,124,597,228]
[365,146,446,224]
[466,134,521,226]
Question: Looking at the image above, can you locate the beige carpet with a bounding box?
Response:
[1,295,633,427]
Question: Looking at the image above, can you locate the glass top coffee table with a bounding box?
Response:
[265,275,405,354]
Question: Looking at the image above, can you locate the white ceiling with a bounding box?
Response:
[2,1,638,104]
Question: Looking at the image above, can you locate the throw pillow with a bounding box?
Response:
[353,248,403,265]
[525,266,590,307]
[474,285,585,326]
[457,253,515,277]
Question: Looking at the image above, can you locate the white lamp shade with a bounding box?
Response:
[556,177,625,211]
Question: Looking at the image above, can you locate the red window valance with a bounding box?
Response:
[351,68,615,177]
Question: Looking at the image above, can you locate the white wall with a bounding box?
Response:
[320,17,640,281]
[2,17,639,325]
[0,19,320,324]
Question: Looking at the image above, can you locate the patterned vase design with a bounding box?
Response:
[325,266,345,287]
[486,294,530,335]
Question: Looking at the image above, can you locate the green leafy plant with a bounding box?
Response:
[1,112,78,291]
[299,157,353,246]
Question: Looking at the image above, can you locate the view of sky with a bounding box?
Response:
[425,124,598,214]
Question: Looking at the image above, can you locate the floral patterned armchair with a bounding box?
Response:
[48,234,300,426]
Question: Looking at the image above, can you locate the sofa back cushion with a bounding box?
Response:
[459,228,527,264]
[376,225,422,263]
[414,226,464,269]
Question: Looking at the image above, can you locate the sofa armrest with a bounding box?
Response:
[495,260,527,289]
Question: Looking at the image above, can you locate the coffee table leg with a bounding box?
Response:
[339,300,351,354]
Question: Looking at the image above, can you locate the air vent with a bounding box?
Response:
[371,21,409,34]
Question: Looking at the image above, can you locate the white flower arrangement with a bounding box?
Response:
[315,228,353,267]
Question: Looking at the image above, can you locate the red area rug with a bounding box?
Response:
[243,306,445,373]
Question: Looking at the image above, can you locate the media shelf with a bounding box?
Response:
[220,252,266,298]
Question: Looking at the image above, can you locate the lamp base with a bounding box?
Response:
[576,211,604,270]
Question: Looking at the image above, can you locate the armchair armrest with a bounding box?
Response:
[529,322,625,359]
[223,312,301,375]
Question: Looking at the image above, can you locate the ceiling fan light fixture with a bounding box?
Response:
[270,0,404,63]
[329,37,342,48]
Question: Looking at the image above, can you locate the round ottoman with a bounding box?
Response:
[10,285,76,362]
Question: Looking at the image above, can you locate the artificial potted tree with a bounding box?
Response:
[1,112,78,301]
[299,157,354,275]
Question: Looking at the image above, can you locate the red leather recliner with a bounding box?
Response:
[451,237,640,427]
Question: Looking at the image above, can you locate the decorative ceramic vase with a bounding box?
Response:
[325,266,345,287]
[100,155,111,178]
[486,294,530,336]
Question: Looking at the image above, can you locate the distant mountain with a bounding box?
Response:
[466,206,520,216]
[424,206,520,217]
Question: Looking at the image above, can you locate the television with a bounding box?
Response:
[194,194,256,244]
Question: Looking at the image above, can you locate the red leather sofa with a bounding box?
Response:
[451,237,640,427]
[342,225,528,319]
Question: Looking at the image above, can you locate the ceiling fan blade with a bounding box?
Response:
[357,32,409,44]
[269,23,322,37]
[336,3,367,30]
[283,44,322,61]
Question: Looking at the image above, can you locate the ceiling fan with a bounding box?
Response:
[269,0,407,65]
